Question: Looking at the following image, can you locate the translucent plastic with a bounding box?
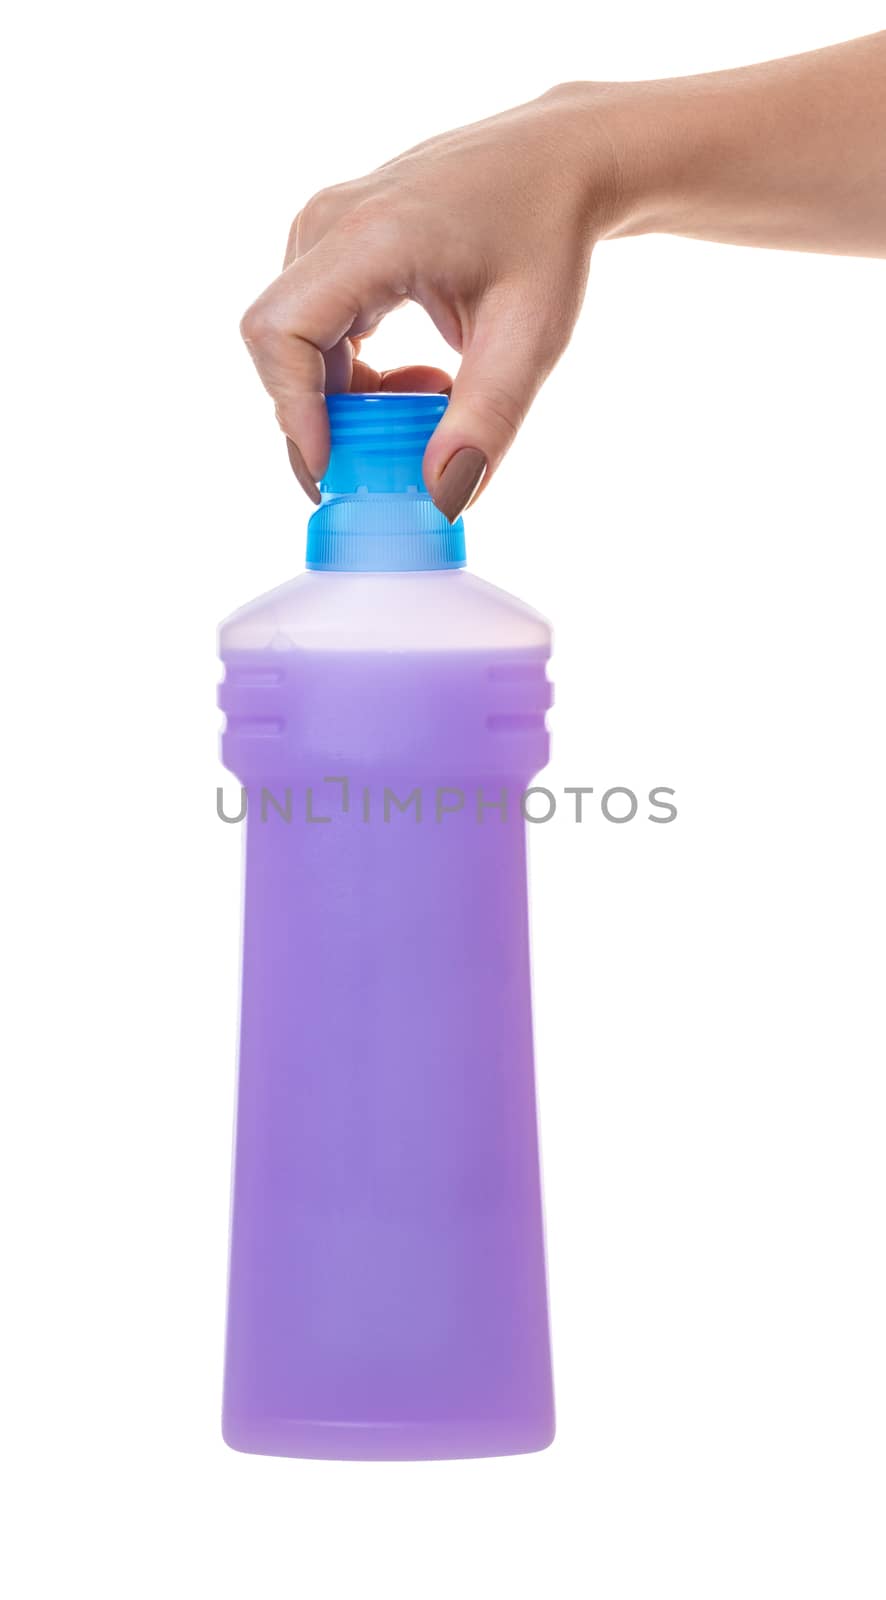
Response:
[220,405,555,1460]
[220,567,551,653]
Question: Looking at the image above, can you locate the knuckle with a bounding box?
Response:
[239,297,277,347]
[298,183,350,245]
[337,191,398,243]
[301,185,335,226]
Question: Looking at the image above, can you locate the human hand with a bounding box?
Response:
[239,86,624,519]
[241,34,886,520]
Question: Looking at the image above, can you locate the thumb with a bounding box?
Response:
[423,289,562,522]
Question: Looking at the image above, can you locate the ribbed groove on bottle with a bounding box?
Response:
[486,713,546,733]
[223,666,286,688]
[225,716,285,737]
[487,662,547,683]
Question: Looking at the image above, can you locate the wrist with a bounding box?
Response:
[542,78,703,242]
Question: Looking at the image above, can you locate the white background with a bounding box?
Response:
[3,2,885,1595]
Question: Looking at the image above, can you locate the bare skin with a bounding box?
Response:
[240,32,886,522]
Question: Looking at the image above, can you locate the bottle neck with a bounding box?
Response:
[306,492,466,573]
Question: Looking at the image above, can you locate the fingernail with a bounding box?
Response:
[432,447,487,523]
[286,438,322,505]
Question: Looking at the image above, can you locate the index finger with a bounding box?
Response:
[240,233,405,480]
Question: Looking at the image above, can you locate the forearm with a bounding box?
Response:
[572,32,886,258]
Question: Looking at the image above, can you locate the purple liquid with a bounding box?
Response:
[220,646,554,1459]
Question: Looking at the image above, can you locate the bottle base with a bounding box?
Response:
[222,1412,556,1463]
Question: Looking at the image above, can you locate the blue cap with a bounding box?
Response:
[305,392,466,571]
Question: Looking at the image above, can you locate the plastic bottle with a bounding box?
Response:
[219,393,554,1460]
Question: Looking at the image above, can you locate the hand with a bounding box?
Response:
[241,34,886,520]
[239,87,622,519]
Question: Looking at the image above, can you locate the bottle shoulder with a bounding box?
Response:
[219,569,551,653]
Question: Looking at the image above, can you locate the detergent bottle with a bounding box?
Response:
[220,392,554,1459]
